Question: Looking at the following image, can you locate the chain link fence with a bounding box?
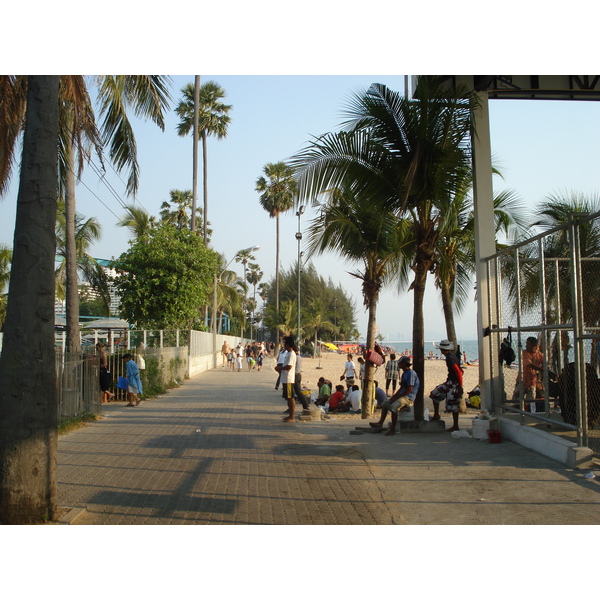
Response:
[484,212,600,454]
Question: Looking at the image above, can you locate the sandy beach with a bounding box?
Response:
[278,351,481,417]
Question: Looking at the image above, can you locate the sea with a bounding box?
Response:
[385,340,480,363]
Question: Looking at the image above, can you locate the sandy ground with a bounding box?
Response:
[281,351,480,416]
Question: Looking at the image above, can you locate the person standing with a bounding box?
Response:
[276,336,297,422]
[235,343,244,372]
[429,339,463,432]
[340,354,357,390]
[292,342,309,410]
[274,344,287,390]
[370,356,419,436]
[357,356,366,389]
[96,342,115,403]
[513,336,544,409]
[221,341,230,368]
[122,353,143,406]
[384,353,399,395]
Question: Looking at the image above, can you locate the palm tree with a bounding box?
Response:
[175,80,232,244]
[302,298,337,358]
[301,182,412,417]
[117,203,157,239]
[516,192,600,371]
[0,76,172,352]
[159,188,208,233]
[55,202,111,312]
[264,298,298,340]
[0,76,60,523]
[256,161,298,343]
[292,78,476,419]
[433,169,528,349]
[246,262,263,338]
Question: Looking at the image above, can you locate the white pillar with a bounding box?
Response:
[472,91,497,411]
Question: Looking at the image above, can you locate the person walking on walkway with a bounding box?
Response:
[370,356,419,436]
[96,342,115,403]
[429,339,463,432]
[122,353,143,406]
[221,341,230,368]
[276,336,297,422]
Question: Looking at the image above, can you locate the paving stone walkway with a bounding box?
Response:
[57,363,600,525]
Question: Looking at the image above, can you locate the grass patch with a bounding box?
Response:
[58,412,100,435]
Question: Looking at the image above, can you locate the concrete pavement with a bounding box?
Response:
[56,362,600,525]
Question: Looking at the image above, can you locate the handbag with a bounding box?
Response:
[116,376,129,390]
[365,349,384,366]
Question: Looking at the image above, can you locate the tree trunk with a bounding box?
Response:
[191,75,200,232]
[275,214,280,347]
[0,76,59,524]
[360,295,378,419]
[441,278,457,350]
[64,134,80,352]
[202,131,208,246]
[411,262,430,422]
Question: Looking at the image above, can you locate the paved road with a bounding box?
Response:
[57,363,600,525]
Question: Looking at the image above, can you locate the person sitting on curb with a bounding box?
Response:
[370,356,419,436]
[314,377,331,406]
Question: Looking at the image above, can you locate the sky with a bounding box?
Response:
[2,75,600,342]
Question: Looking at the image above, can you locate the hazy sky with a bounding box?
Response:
[2,75,600,341]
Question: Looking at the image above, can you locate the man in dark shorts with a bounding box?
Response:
[429,339,463,432]
[276,336,297,422]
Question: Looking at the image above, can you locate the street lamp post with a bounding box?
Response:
[212,245,260,368]
[295,206,304,343]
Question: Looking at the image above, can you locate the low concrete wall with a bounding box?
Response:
[498,416,593,468]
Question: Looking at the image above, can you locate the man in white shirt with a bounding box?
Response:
[340,354,357,389]
[347,385,362,413]
[277,336,297,422]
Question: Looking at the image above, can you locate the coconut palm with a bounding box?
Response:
[1,75,172,351]
[117,203,157,239]
[303,183,412,417]
[0,76,60,523]
[433,168,528,349]
[256,161,298,343]
[175,80,232,244]
[292,77,476,419]
[515,192,600,370]
[302,298,337,359]
[55,201,111,312]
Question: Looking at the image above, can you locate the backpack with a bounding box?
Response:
[499,327,516,366]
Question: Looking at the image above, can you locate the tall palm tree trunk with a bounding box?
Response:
[65,135,80,352]
[191,75,200,232]
[275,214,281,345]
[441,278,458,350]
[0,76,60,524]
[202,131,208,245]
[361,298,378,418]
